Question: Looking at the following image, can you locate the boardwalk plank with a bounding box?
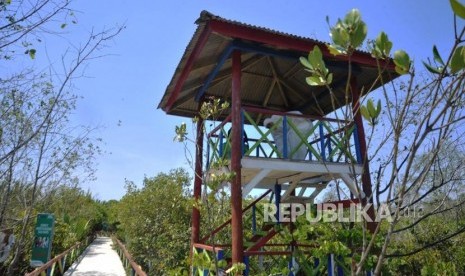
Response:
[64,237,126,276]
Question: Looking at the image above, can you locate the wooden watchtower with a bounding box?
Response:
[158,10,397,274]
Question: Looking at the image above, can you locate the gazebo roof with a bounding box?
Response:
[158,10,398,120]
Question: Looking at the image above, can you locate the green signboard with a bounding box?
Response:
[30,213,55,267]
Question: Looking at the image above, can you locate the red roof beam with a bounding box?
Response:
[209,20,395,71]
[165,25,212,112]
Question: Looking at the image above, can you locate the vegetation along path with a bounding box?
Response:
[63,237,125,276]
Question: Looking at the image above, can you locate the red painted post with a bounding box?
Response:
[191,117,204,245]
[351,78,376,232]
[231,49,244,264]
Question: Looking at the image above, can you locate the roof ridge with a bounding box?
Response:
[196,10,216,24]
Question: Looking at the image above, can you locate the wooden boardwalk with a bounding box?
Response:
[64,237,125,276]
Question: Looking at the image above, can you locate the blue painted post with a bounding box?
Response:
[319,122,326,161]
[288,256,295,276]
[353,124,362,164]
[219,129,224,157]
[217,248,225,275]
[274,183,281,224]
[217,249,224,261]
[283,115,288,158]
[241,111,246,156]
[195,43,234,101]
[243,256,250,276]
[328,136,333,162]
[328,254,334,276]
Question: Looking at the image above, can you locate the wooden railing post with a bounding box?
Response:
[25,241,83,276]
[112,237,148,276]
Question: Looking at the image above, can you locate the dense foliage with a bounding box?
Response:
[0,186,110,274]
[113,168,192,274]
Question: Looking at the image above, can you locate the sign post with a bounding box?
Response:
[30,213,55,268]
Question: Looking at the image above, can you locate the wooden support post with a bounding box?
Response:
[274,183,281,224]
[351,78,376,232]
[328,254,335,276]
[191,118,204,245]
[231,49,244,265]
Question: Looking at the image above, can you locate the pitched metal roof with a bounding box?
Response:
[158,10,398,121]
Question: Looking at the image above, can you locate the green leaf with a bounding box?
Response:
[218,259,227,268]
[327,44,345,56]
[28,48,36,59]
[173,122,188,142]
[330,19,350,49]
[326,72,333,85]
[376,99,382,117]
[308,45,323,66]
[449,46,465,74]
[360,105,370,121]
[367,99,376,117]
[372,32,392,59]
[299,56,312,69]
[330,9,367,51]
[302,46,331,86]
[360,99,381,125]
[422,61,444,75]
[63,213,71,224]
[306,76,324,86]
[432,45,445,65]
[393,50,411,75]
[450,0,465,19]
[61,23,67,29]
[350,18,367,48]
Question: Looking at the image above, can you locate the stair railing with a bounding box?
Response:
[199,189,272,244]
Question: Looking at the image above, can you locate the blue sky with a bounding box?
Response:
[37,0,457,200]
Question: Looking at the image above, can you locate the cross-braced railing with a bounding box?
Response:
[206,107,362,169]
[113,238,147,276]
[24,237,93,276]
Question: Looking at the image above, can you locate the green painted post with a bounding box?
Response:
[62,254,67,272]
[57,256,64,273]
[50,262,56,275]
[70,248,75,262]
